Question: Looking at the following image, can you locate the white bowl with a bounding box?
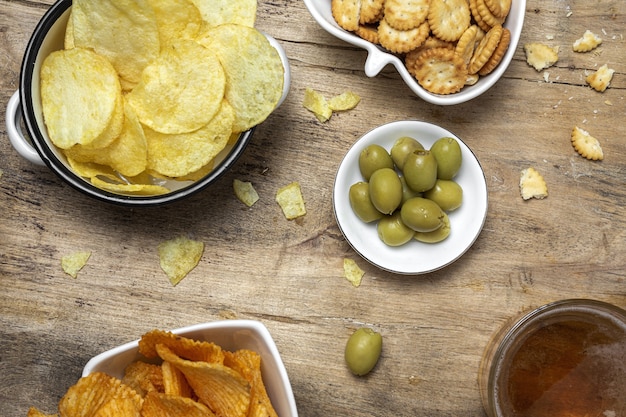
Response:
[333,121,488,274]
[302,0,526,105]
[83,320,298,417]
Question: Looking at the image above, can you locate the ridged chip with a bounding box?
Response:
[384,0,429,30]
[428,0,471,42]
[586,64,615,92]
[468,24,503,74]
[573,30,602,52]
[478,27,511,75]
[378,18,430,54]
[40,48,123,150]
[141,392,215,417]
[408,47,468,94]
[138,329,225,363]
[523,42,559,71]
[122,361,164,398]
[162,361,195,398]
[26,408,56,417]
[571,126,604,161]
[331,0,362,31]
[519,167,548,200]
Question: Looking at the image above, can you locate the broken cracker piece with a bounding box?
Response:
[586,64,614,92]
[523,42,559,71]
[573,30,602,52]
[571,126,603,161]
[519,167,548,200]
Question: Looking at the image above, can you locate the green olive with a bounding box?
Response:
[359,144,394,181]
[399,175,421,205]
[368,168,402,215]
[345,327,383,376]
[390,136,424,170]
[349,182,383,223]
[402,150,438,192]
[377,211,415,246]
[423,179,463,212]
[400,197,444,232]
[414,212,451,243]
[430,137,462,180]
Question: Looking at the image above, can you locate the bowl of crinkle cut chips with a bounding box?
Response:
[303,0,525,105]
[27,320,299,417]
[9,0,290,206]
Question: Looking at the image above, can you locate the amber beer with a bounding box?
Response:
[480,300,626,417]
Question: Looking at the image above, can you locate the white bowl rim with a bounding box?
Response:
[82,319,298,417]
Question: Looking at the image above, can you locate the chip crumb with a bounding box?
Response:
[303,88,360,122]
[233,179,259,207]
[519,167,548,200]
[275,182,306,220]
[158,236,204,286]
[61,251,92,278]
[343,258,364,287]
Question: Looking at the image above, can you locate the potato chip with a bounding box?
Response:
[276,182,307,220]
[64,97,147,177]
[157,236,205,286]
[343,258,365,287]
[162,361,195,398]
[127,39,226,135]
[139,329,225,363]
[303,88,333,123]
[328,91,361,111]
[224,350,278,417]
[90,177,171,196]
[233,179,260,207]
[191,0,257,28]
[144,100,234,178]
[61,251,91,279]
[148,0,203,48]
[27,407,57,417]
[70,0,160,88]
[141,391,216,417]
[122,361,164,398]
[40,48,122,149]
[156,344,251,417]
[197,24,284,133]
[58,372,143,417]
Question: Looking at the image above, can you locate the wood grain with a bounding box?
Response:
[1,1,624,416]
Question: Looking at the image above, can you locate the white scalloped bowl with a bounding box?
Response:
[83,320,298,417]
[302,0,526,105]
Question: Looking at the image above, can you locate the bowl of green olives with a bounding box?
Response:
[333,120,488,275]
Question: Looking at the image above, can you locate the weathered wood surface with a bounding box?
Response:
[0,1,624,416]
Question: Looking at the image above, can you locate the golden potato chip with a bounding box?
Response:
[174,162,216,182]
[162,360,195,398]
[70,0,160,87]
[157,236,205,286]
[156,344,251,417]
[303,88,332,123]
[27,407,57,417]
[122,361,164,398]
[61,251,91,279]
[328,91,361,112]
[343,258,365,287]
[276,182,307,220]
[224,350,278,417]
[191,0,257,28]
[139,330,225,363]
[90,177,171,196]
[40,48,122,149]
[127,39,226,135]
[144,100,234,178]
[64,97,147,177]
[197,24,284,133]
[141,392,216,417]
[58,372,143,417]
[233,179,260,207]
[148,0,203,47]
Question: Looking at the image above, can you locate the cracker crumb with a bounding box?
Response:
[520,167,548,200]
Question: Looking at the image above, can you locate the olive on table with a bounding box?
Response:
[377,211,415,246]
[400,197,444,232]
[430,137,462,180]
[358,144,394,181]
[402,150,438,193]
[423,179,463,212]
[349,182,383,223]
[390,136,424,170]
[414,212,451,243]
[345,327,383,376]
[368,168,402,215]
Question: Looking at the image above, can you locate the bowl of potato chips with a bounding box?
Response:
[303,0,525,105]
[7,0,290,206]
[28,320,299,416]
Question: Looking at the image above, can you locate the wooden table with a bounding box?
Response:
[1,1,624,416]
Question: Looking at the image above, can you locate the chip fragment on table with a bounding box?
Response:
[157,236,205,286]
[61,251,92,278]
[276,182,307,220]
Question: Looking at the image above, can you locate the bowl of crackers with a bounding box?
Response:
[303,0,525,105]
[7,0,290,206]
[28,320,299,417]
[333,120,488,274]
